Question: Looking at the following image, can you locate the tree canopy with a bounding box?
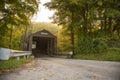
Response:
[0,0,40,48]
[0,0,39,26]
[45,0,120,54]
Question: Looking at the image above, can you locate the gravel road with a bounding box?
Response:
[0,58,120,80]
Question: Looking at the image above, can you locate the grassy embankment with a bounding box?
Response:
[0,57,32,71]
[74,48,120,61]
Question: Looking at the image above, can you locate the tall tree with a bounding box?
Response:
[0,0,39,48]
[45,0,120,54]
[45,0,79,55]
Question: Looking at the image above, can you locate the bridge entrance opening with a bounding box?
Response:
[28,29,57,57]
[32,37,55,57]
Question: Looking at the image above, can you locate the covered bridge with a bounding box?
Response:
[28,29,57,57]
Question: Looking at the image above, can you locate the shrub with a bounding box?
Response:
[107,39,120,48]
[93,38,108,53]
[75,38,108,54]
[74,48,120,61]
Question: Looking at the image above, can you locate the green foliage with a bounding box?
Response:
[0,58,32,70]
[75,38,108,54]
[0,0,39,26]
[57,26,72,51]
[93,38,108,53]
[0,30,10,48]
[0,0,39,49]
[32,22,59,35]
[0,27,23,50]
[107,39,120,48]
[74,48,120,61]
[45,0,120,56]
[10,28,22,50]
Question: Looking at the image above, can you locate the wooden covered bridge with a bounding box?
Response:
[28,29,57,57]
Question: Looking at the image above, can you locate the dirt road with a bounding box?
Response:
[0,58,120,80]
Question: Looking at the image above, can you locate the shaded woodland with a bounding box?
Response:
[0,0,120,60]
[44,0,120,56]
[0,0,39,49]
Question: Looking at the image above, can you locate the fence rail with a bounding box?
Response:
[0,48,32,60]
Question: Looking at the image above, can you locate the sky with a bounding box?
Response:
[31,0,54,22]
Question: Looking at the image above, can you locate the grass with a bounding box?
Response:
[0,57,32,71]
[73,48,120,61]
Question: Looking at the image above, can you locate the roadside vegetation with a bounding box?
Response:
[74,48,120,61]
[0,58,32,71]
[45,0,120,61]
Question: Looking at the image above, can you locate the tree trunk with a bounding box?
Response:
[24,25,28,50]
[108,17,112,35]
[101,21,104,30]
[83,8,87,37]
[9,26,13,49]
[117,29,120,39]
[70,26,75,58]
[70,12,75,58]
[104,17,107,35]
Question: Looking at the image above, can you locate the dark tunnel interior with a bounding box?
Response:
[32,37,55,57]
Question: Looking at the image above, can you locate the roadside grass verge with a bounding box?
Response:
[74,48,120,61]
[0,57,32,71]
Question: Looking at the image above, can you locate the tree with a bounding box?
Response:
[0,0,39,48]
[45,0,97,55]
[45,0,120,55]
[45,0,78,55]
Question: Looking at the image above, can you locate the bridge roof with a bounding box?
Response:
[32,29,56,38]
